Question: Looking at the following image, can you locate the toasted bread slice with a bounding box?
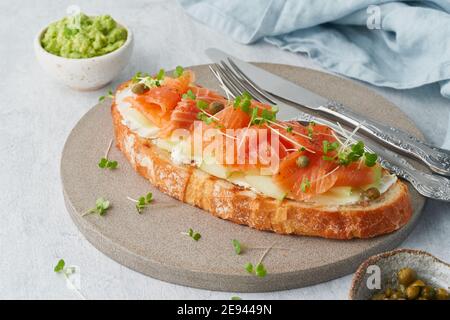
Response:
[112,103,412,239]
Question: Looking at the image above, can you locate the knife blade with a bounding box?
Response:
[205,48,328,110]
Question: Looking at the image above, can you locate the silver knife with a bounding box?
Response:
[205,48,450,176]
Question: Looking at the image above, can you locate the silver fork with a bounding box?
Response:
[209,63,450,201]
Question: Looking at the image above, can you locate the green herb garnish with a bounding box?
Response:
[300,178,311,193]
[183,228,201,241]
[156,68,165,80]
[338,141,365,166]
[98,140,118,170]
[98,89,113,102]
[197,112,214,125]
[53,259,76,276]
[182,89,196,100]
[82,197,110,217]
[173,65,184,78]
[129,192,154,214]
[233,92,252,111]
[250,106,278,126]
[245,262,254,273]
[245,262,267,277]
[132,71,150,83]
[231,239,242,255]
[98,158,118,169]
[255,263,267,277]
[364,152,378,167]
[322,140,340,154]
[286,126,293,133]
[54,259,66,272]
[196,100,208,110]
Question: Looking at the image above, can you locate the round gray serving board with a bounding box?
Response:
[61,63,426,292]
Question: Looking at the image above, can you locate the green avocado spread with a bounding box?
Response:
[41,13,127,59]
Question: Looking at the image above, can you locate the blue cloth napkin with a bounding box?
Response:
[178,0,450,99]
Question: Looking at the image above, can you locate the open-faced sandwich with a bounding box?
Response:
[111,67,412,239]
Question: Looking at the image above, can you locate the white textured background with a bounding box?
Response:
[0,0,449,299]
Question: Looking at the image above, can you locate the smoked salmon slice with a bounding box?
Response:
[163,70,194,95]
[124,87,180,127]
[215,106,251,129]
[159,99,200,137]
[275,152,380,201]
[334,163,379,187]
[159,86,227,137]
[189,85,227,104]
[274,152,338,201]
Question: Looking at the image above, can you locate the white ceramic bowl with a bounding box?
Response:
[34,21,133,91]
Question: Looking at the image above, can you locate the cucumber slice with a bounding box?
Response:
[200,157,230,179]
[155,139,176,152]
[244,175,287,200]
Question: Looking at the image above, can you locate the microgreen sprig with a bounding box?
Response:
[98,89,113,102]
[231,239,242,255]
[196,100,208,110]
[54,259,66,273]
[182,89,196,100]
[173,65,184,78]
[156,68,165,80]
[320,139,378,167]
[245,262,267,277]
[300,177,311,193]
[82,197,110,217]
[182,228,201,241]
[322,140,340,154]
[250,107,278,126]
[127,192,153,214]
[243,242,278,278]
[337,141,378,167]
[132,71,150,83]
[132,69,164,88]
[196,100,222,127]
[233,92,252,110]
[54,259,86,300]
[98,139,118,170]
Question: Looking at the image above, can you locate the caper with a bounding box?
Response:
[406,285,421,300]
[208,101,225,114]
[435,288,449,300]
[420,286,435,299]
[296,155,310,168]
[397,268,416,286]
[390,291,405,299]
[410,279,425,287]
[384,287,393,298]
[364,187,381,200]
[371,292,386,300]
[131,83,149,94]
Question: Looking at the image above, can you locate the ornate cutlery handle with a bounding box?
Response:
[319,101,450,176]
[379,155,450,202]
[296,113,450,201]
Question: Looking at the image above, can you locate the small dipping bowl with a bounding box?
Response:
[34,20,133,91]
[349,248,450,300]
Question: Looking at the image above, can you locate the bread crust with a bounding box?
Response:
[112,103,413,239]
